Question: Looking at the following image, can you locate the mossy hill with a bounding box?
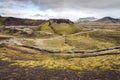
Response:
[38,19,83,35]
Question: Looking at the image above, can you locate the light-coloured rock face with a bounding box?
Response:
[4,26,37,28]
[49,19,74,24]
[1,26,35,35]
[22,28,34,35]
[37,31,53,36]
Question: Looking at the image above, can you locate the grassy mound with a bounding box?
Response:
[38,22,54,33]
[51,23,82,35]
[66,35,115,50]
[79,30,120,45]
[38,22,83,35]
[41,30,119,51]
[44,37,74,51]
[65,30,120,50]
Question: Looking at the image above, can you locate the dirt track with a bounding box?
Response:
[0,29,120,58]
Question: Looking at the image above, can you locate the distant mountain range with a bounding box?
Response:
[78,17,98,22]
[77,16,120,23]
[1,16,120,26]
[96,17,120,23]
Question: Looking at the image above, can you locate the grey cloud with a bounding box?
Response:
[33,14,42,17]
[0,9,24,16]
[1,0,120,10]
[0,0,31,8]
[32,14,50,17]
[0,0,120,20]
[30,0,120,9]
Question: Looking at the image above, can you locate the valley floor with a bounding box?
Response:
[0,28,120,80]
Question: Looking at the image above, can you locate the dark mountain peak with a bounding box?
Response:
[3,17,21,26]
[101,17,115,20]
[49,19,74,24]
[96,16,120,23]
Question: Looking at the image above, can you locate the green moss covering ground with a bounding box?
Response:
[38,22,83,35]
[38,22,54,33]
[51,23,82,35]
[41,30,119,51]
[79,30,120,45]
[66,35,115,50]
[44,38,74,51]
[0,47,120,72]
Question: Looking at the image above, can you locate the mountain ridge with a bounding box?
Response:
[78,17,98,22]
[0,16,75,26]
[96,17,120,23]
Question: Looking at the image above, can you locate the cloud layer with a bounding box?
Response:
[0,0,120,20]
[31,0,120,9]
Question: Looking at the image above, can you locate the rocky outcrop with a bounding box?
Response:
[2,27,34,35]
[1,17,74,26]
[49,19,74,24]
[37,31,53,36]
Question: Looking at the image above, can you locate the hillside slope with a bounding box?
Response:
[0,17,85,37]
[38,19,83,35]
[0,16,47,26]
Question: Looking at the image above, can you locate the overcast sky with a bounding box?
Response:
[0,0,120,21]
